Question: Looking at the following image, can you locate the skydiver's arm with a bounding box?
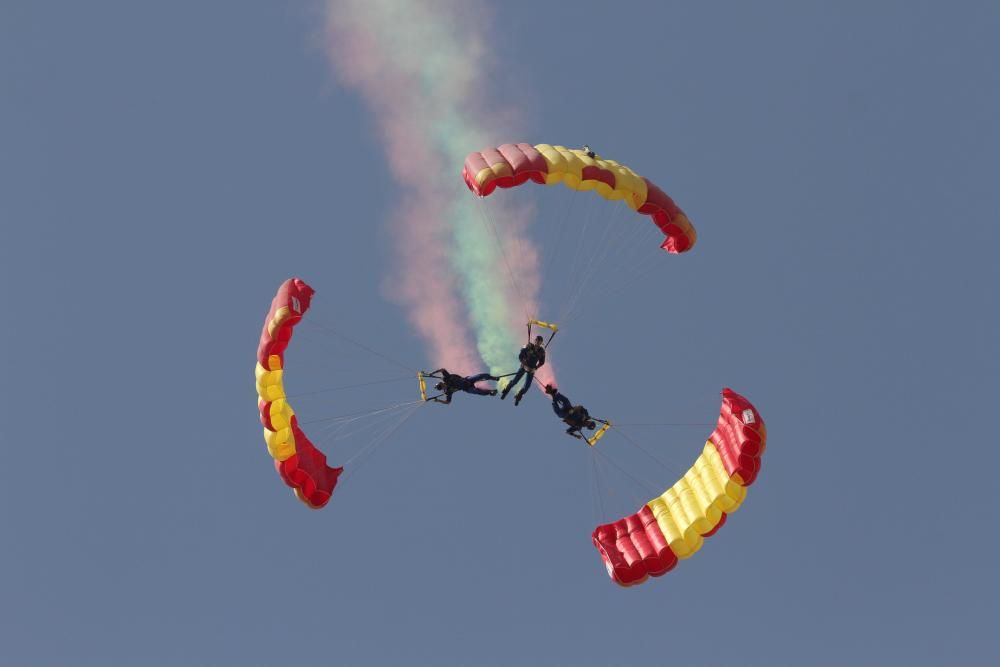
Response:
[432,392,453,404]
[431,368,447,377]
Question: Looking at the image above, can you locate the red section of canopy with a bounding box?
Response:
[257,278,343,509]
[257,278,314,367]
[274,417,343,509]
[711,387,767,485]
[258,398,274,431]
[463,143,548,196]
[639,178,696,253]
[591,505,678,587]
[591,388,765,586]
[581,165,617,190]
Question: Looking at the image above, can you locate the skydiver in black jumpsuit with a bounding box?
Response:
[499,336,546,406]
[545,384,597,439]
[429,368,499,404]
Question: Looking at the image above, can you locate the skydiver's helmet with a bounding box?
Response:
[544,384,557,395]
[586,421,597,430]
[534,335,544,345]
[435,382,446,391]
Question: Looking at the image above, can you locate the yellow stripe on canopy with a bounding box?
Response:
[645,442,748,559]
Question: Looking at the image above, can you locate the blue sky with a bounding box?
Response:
[2,1,998,665]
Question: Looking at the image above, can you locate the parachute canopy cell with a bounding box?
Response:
[591,388,766,586]
[462,143,697,253]
[255,278,343,509]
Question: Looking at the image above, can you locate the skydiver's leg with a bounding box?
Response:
[552,394,571,418]
[514,372,535,404]
[459,374,497,395]
[500,367,525,399]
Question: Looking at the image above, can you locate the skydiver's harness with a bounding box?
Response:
[441,373,473,392]
[564,406,591,428]
[519,345,545,371]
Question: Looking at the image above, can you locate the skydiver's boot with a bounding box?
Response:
[514,391,525,406]
[500,387,510,400]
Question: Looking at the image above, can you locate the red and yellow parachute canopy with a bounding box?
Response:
[255,278,343,509]
[463,143,697,254]
[592,388,766,586]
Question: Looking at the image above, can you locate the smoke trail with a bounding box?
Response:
[324,0,544,379]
